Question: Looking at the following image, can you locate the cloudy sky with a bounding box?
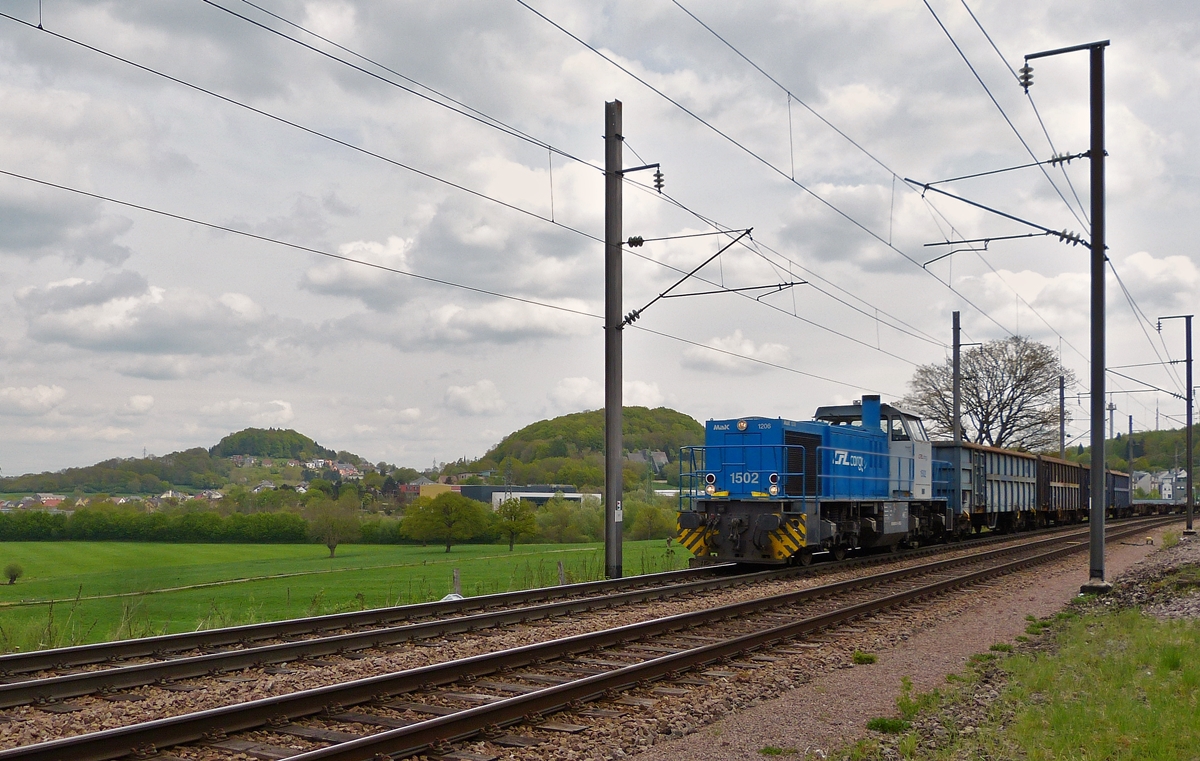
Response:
[0,0,1196,475]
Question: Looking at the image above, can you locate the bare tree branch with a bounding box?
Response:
[900,336,1074,451]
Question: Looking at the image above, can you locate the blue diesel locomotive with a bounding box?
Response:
[676,394,1134,566]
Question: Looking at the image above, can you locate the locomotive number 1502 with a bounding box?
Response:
[729,472,760,484]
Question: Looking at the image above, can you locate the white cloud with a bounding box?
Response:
[548,377,664,410]
[624,380,665,408]
[300,236,416,310]
[200,398,295,426]
[681,330,791,374]
[445,380,507,415]
[550,376,603,411]
[0,385,66,415]
[16,272,281,356]
[15,425,132,442]
[126,394,155,414]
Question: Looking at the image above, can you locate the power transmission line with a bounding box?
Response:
[1,10,938,370]
[653,1,1096,365]
[919,0,1089,233]
[512,0,1017,339]
[0,167,898,394]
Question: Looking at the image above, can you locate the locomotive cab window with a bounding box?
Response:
[889,417,910,441]
[908,417,928,441]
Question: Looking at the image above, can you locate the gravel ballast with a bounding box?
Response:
[627,520,1186,761]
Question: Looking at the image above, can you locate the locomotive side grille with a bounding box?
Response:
[784,431,820,497]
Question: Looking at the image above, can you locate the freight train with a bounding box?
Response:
[675,394,1160,566]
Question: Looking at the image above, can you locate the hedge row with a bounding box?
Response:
[0,509,307,543]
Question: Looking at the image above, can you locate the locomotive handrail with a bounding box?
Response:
[679,443,952,510]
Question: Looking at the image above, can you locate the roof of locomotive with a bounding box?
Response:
[811,400,921,424]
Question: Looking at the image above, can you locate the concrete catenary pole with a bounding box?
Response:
[1085,42,1109,591]
[1127,415,1133,480]
[1027,40,1110,591]
[604,100,624,578]
[1188,315,1194,534]
[1157,314,1192,533]
[952,311,962,524]
[1059,375,1066,459]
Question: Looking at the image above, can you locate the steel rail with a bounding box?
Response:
[0,520,1114,708]
[0,515,1139,678]
[297,518,1157,761]
[0,517,1173,761]
[0,565,734,676]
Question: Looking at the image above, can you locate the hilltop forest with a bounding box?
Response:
[440,406,704,490]
[0,429,361,496]
[1,410,706,497]
[1066,423,1199,473]
[209,428,336,461]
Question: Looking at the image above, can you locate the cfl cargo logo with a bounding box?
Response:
[832,450,865,472]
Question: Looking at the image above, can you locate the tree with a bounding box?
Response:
[305,494,360,557]
[495,498,537,550]
[901,336,1074,451]
[4,562,23,585]
[401,492,491,552]
[536,493,584,544]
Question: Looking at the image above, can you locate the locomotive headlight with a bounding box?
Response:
[768,484,779,496]
[768,473,780,485]
[705,484,717,495]
[704,473,717,485]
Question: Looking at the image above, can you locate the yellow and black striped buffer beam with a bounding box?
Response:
[767,515,807,560]
[677,520,714,557]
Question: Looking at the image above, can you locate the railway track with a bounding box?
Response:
[0,521,1097,707]
[0,515,1176,761]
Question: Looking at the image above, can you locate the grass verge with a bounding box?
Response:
[838,606,1200,760]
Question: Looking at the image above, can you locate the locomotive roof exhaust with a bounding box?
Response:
[861,395,881,430]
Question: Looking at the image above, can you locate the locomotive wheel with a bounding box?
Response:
[797,549,814,566]
[832,545,847,562]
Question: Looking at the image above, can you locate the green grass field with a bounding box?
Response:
[0,540,685,652]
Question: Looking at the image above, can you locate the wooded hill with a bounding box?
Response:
[209,428,336,461]
[445,406,705,490]
[1,408,706,497]
[1066,423,1199,472]
[1,429,362,496]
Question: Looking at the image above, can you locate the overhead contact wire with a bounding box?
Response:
[0,168,895,393]
[512,0,1015,338]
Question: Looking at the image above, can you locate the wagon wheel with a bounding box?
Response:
[831,545,847,562]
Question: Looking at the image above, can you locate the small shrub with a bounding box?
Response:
[898,732,920,758]
[866,717,911,734]
[969,652,997,664]
[3,563,22,585]
[758,747,797,756]
[1163,530,1181,548]
[1014,635,1029,642]
[989,642,1013,653]
[852,650,878,665]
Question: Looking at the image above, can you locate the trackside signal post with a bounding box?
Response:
[605,100,624,579]
[1022,39,1110,593]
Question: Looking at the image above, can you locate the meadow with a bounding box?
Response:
[0,539,686,652]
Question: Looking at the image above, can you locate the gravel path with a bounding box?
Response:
[627,520,1186,761]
